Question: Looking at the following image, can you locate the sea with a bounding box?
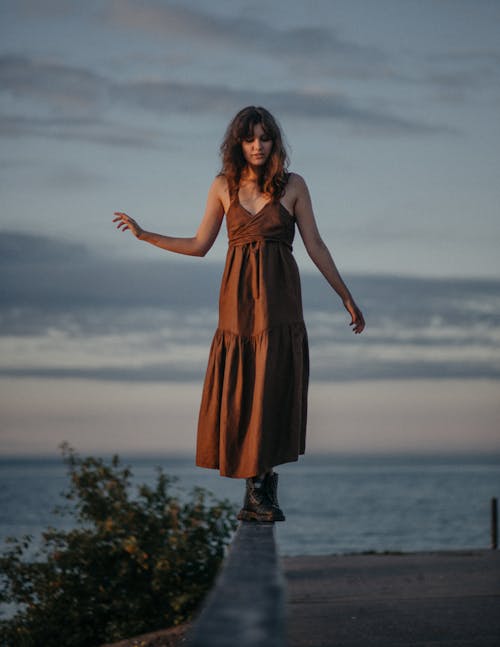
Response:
[1,453,499,557]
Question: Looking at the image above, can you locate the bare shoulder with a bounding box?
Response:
[211,173,229,195]
[287,171,307,186]
[210,174,230,212]
[283,172,310,215]
[208,175,229,211]
[286,172,309,196]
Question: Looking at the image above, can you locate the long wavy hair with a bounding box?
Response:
[220,106,289,199]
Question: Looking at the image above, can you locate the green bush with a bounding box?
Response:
[0,443,237,647]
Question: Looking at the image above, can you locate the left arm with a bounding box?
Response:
[292,174,365,334]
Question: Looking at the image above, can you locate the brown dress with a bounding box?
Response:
[196,195,309,478]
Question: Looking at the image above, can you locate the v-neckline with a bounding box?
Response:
[237,196,273,218]
[234,196,295,221]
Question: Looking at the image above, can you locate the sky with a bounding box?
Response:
[1,0,499,276]
[1,0,499,458]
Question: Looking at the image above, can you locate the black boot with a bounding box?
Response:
[264,472,285,521]
[237,477,276,522]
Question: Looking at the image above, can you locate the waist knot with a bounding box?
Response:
[228,236,292,251]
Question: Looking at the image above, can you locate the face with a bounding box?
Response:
[241,122,273,167]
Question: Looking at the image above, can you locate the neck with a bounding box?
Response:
[241,164,264,183]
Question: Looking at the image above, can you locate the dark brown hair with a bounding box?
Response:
[220,106,289,199]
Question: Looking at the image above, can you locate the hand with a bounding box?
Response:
[113,212,144,239]
[344,298,365,334]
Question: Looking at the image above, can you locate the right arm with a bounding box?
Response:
[113,176,225,257]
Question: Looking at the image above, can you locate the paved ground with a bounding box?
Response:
[282,550,500,647]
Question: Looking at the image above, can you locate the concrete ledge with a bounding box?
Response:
[188,521,285,647]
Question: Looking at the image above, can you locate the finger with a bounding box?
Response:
[350,316,365,333]
[355,321,365,333]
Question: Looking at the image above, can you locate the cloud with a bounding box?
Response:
[2,359,499,383]
[1,231,500,384]
[104,1,385,66]
[0,54,108,116]
[0,113,171,149]
[426,73,485,103]
[3,230,500,312]
[422,48,500,102]
[428,49,500,67]
[105,1,499,104]
[425,66,500,103]
[41,164,107,190]
[3,0,75,19]
[0,56,175,148]
[0,230,220,309]
[105,1,460,103]
[4,2,388,83]
[113,80,452,134]
[0,55,453,141]
[0,230,88,264]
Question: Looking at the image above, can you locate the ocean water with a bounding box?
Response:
[1,453,498,557]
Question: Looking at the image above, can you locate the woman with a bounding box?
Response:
[113,106,365,523]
